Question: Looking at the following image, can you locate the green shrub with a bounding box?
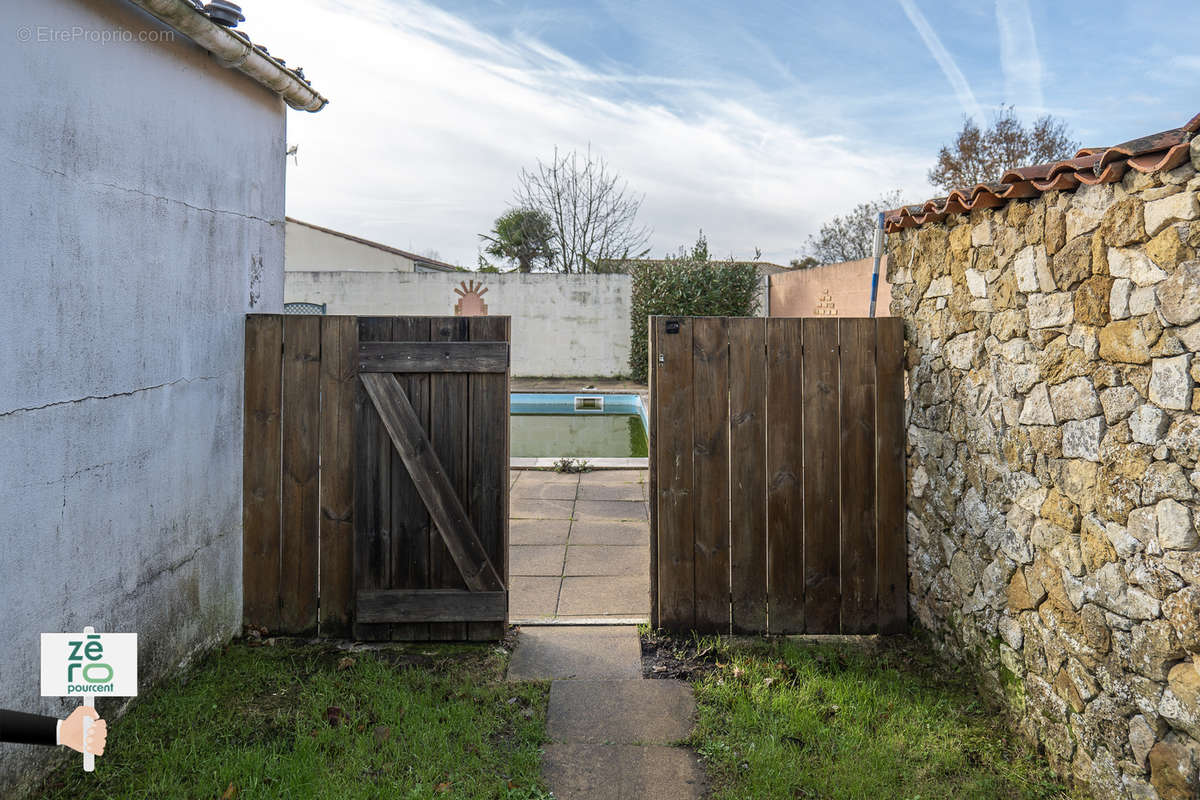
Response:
[628,259,761,381]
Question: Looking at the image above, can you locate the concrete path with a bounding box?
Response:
[507,626,706,800]
[508,470,650,622]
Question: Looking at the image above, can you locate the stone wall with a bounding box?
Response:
[888,144,1200,799]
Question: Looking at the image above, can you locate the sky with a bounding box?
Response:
[243,0,1199,268]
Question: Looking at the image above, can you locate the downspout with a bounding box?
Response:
[868,212,884,318]
[125,0,328,112]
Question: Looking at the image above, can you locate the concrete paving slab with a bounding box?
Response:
[512,480,579,500]
[547,680,696,745]
[577,483,644,501]
[510,545,567,576]
[578,470,646,487]
[506,626,642,681]
[565,545,649,577]
[510,497,574,520]
[508,576,561,619]
[558,576,650,616]
[521,471,582,485]
[542,743,706,800]
[568,520,648,546]
[573,500,648,521]
[510,518,572,545]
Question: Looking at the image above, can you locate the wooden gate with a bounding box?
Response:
[243,314,509,641]
[648,316,905,635]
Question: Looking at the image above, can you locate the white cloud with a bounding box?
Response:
[243,0,930,267]
[897,0,985,125]
[995,0,1045,114]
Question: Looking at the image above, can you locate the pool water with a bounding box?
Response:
[511,414,648,457]
[510,393,649,458]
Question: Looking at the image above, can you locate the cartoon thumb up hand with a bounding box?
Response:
[61,706,106,756]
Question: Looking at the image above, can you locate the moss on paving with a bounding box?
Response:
[35,639,551,800]
[682,635,1084,800]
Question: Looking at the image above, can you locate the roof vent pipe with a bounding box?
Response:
[204,1,244,27]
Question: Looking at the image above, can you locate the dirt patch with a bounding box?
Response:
[639,629,722,680]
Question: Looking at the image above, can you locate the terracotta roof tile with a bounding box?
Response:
[884,113,1198,233]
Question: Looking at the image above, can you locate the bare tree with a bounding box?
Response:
[929,106,1079,193]
[515,146,651,274]
[805,190,903,266]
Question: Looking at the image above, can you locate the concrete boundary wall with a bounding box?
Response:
[285,271,632,377]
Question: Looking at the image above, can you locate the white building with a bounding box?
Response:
[286,217,459,273]
[0,1,324,791]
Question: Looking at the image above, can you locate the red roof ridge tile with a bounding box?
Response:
[885,112,1198,233]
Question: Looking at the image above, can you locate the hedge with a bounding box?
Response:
[628,259,761,381]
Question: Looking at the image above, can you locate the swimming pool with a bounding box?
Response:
[510,393,649,458]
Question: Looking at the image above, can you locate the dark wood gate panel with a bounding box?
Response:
[353,316,509,641]
[648,316,905,636]
[242,314,509,641]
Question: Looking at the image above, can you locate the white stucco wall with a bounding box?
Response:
[0,0,285,791]
[285,220,419,272]
[286,271,633,377]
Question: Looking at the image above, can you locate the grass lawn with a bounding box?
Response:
[35,638,550,800]
[668,634,1082,800]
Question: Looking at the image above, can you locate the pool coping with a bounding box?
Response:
[511,457,648,469]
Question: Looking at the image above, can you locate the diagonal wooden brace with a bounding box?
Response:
[360,372,504,593]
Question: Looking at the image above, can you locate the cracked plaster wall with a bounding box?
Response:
[0,0,285,792]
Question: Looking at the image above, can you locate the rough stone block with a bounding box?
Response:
[1014,245,1054,292]
[1130,404,1170,445]
[1019,383,1055,425]
[1099,386,1140,424]
[1129,285,1158,316]
[1145,191,1200,237]
[1149,740,1198,800]
[1099,319,1154,363]
[1110,277,1133,320]
[1109,247,1168,286]
[1050,376,1101,421]
[1146,224,1193,267]
[1062,416,1106,462]
[1156,259,1200,327]
[1028,292,1075,329]
[1150,355,1194,411]
[1156,499,1198,551]
[1100,196,1148,246]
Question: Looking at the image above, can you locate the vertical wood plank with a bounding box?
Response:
[317,316,356,637]
[840,318,877,634]
[766,318,804,634]
[467,315,509,641]
[875,318,907,634]
[388,316,433,641]
[243,314,283,632]
[280,315,321,634]
[354,317,393,640]
[428,316,471,640]
[648,318,659,630]
[692,317,730,634]
[655,317,695,630]
[728,318,767,634]
[802,318,841,633]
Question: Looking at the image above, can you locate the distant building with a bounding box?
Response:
[767,256,892,317]
[285,217,458,273]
